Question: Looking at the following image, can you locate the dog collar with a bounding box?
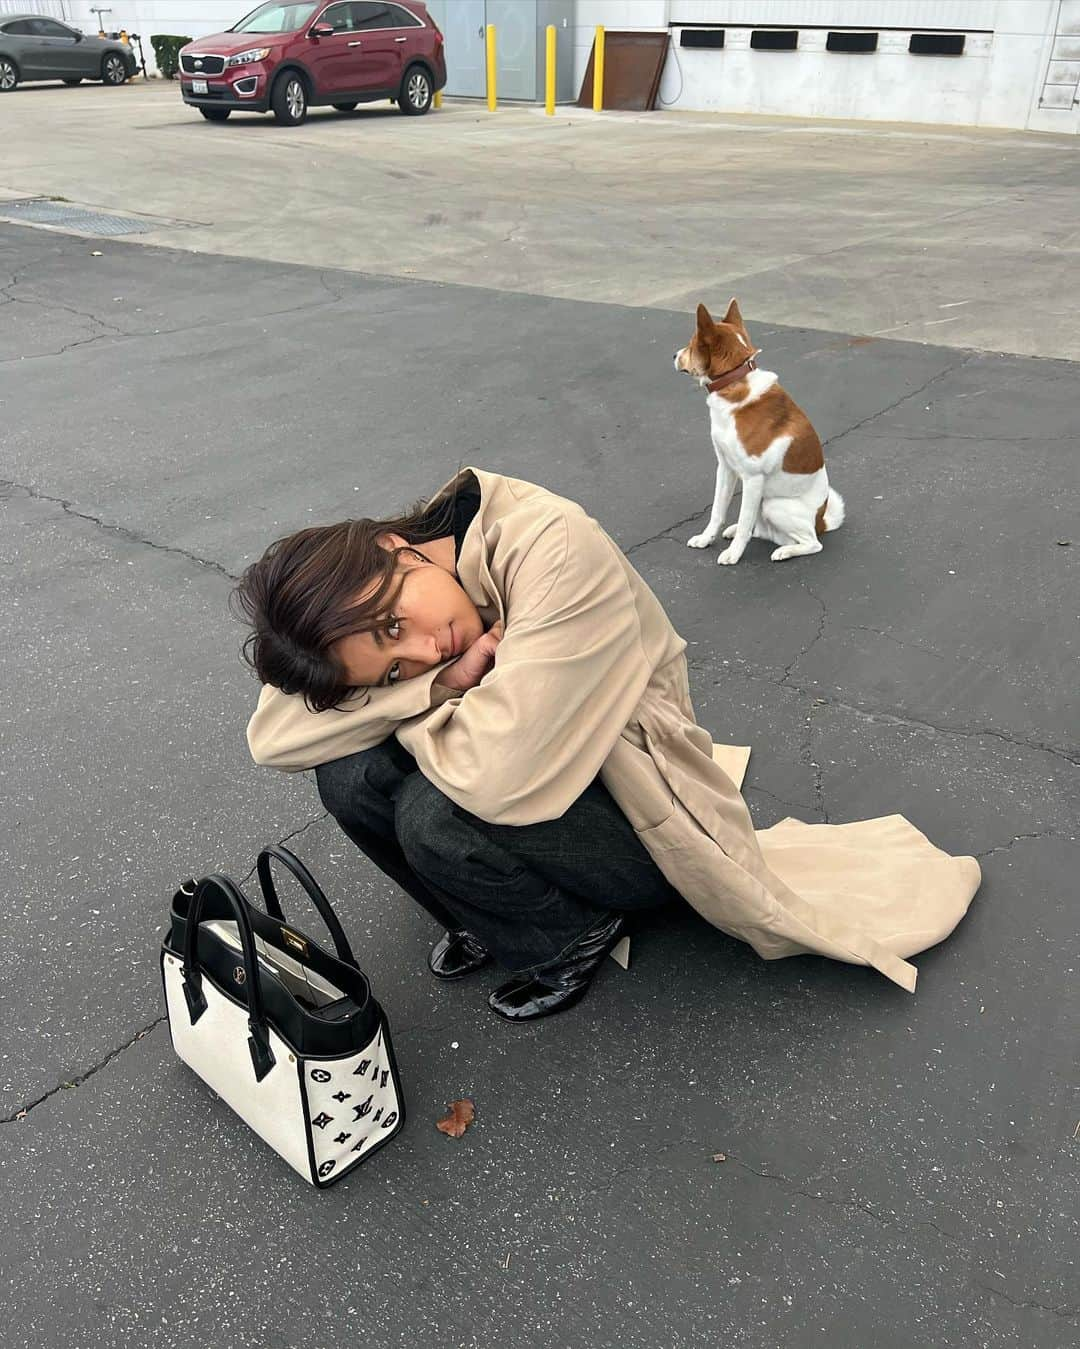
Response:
[706,356,757,394]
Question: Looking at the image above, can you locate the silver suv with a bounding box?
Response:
[0,13,136,91]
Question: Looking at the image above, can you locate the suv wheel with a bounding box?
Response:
[0,57,18,92]
[200,107,231,122]
[101,52,128,85]
[400,65,432,116]
[272,72,307,126]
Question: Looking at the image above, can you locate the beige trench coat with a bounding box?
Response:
[247,469,980,992]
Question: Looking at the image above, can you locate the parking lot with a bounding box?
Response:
[1,77,1078,1349]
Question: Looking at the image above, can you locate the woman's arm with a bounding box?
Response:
[246,665,459,771]
[398,507,653,826]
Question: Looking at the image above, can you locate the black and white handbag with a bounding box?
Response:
[160,845,404,1187]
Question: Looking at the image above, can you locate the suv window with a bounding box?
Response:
[351,3,414,30]
[320,2,359,33]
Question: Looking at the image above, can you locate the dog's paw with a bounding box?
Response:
[687,532,716,549]
[770,545,796,562]
[716,546,742,566]
[721,524,738,540]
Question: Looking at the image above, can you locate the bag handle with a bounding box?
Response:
[182,873,276,1081]
[255,845,357,968]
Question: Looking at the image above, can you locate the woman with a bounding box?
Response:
[237,468,981,1023]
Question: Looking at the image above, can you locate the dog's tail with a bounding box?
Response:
[822,488,845,533]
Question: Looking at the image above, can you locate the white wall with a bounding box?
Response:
[570,0,1072,132]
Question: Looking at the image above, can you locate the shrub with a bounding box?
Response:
[150,35,192,80]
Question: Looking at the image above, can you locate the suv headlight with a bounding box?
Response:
[227,47,271,66]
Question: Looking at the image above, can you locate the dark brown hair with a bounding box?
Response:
[232,492,456,712]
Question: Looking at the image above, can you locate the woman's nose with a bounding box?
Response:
[403,631,443,666]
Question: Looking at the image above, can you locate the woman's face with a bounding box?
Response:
[332,534,485,689]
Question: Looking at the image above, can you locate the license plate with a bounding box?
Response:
[192,79,208,94]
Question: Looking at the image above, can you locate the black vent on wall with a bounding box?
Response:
[750,30,798,51]
[826,31,878,54]
[909,33,966,56]
[680,29,725,50]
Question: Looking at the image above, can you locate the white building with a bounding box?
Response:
[6,0,1078,133]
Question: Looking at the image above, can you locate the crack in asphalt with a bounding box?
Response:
[822,353,977,449]
[575,1140,1077,1321]
[2,1017,165,1125]
[779,583,827,687]
[975,1280,1078,1321]
[0,477,239,581]
[624,510,705,557]
[237,807,329,887]
[975,832,1076,860]
[848,625,947,662]
[0,271,348,365]
[743,782,820,818]
[690,653,1079,769]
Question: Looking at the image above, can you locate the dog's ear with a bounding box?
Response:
[696,302,715,333]
[722,297,745,330]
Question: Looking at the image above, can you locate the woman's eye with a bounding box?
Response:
[386,662,401,686]
[386,618,401,640]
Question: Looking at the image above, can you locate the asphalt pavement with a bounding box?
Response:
[1,222,1077,1349]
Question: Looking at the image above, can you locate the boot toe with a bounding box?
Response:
[428,930,492,980]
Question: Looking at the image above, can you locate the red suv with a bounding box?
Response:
[179,1,445,126]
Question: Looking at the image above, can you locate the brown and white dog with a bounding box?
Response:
[675,299,844,564]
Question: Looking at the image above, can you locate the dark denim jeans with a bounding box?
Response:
[315,739,679,975]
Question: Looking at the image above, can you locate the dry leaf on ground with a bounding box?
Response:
[712,1153,727,1163]
[436,1098,475,1138]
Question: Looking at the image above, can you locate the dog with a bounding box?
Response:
[674,299,844,564]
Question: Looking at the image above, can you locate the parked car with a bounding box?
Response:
[179,1,446,126]
[0,13,136,91]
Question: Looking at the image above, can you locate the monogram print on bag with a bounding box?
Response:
[352,1095,373,1121]
[380,1070,389,1089]
[333,1132,351,1145]
[352,1059,371,1077]
[332,1091,351,1102]
[311,1112,334,1130]
[318,1160,336,1178]
[381,1111,398,1129]
[310,1068,332,1083]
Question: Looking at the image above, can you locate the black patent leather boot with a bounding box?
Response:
[428,929,492,980]
[488,914,625,1022]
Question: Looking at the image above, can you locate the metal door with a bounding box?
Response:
[485,0,534,100]
[427,0,485,97]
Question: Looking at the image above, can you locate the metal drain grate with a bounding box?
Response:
[0,199,152,236]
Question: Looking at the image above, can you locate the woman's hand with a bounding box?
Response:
[435,623,504,693]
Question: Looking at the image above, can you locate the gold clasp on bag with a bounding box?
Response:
[280,928,309,957]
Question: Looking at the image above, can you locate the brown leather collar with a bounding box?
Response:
[706,356,757,394]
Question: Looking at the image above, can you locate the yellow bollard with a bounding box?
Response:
[434,89,442,109]
[486,24,497,111]
[593,25,605,112]
[545,24,556,115]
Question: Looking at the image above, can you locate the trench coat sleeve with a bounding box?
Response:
[398,510,653,826]
[246,668,459,770]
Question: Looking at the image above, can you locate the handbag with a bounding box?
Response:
[160,844,404,1187]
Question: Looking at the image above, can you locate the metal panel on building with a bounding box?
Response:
[428,0,574,101]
